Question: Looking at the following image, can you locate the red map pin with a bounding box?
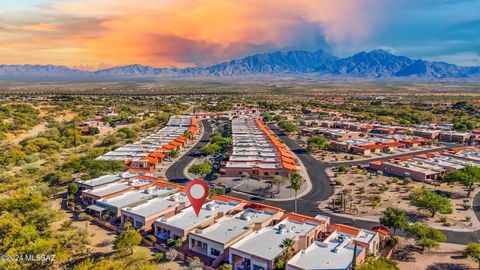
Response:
[185,179,209,217]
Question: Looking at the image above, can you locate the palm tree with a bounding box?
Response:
[290,171,304,213]
[240,172,249,182]
[279,238,295,260]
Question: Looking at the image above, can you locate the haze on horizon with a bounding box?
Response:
[0,0,479,70]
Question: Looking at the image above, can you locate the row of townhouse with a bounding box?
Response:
[300,119,479,143]
[301,127,365,141]
[331,136,432,156]
[369,146,480,182]
[76,175,384,269]
[194,104,263,120]
[96,116,200,172]
[220,117,297,179]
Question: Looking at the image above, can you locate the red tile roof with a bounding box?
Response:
[328,223,362,237]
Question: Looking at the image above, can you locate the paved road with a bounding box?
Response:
[165,120,480,244]
[238,125,479,244]
[165,120,213,183]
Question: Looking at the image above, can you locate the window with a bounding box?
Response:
[275,172,279,175]
[253,265,265,270]
[264,172,269,176]
[134,220,143,228]
[210,248,221,256]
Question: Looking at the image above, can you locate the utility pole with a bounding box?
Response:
[72,119,77,153]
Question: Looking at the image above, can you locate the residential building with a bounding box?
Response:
[439,131,471,143]
[229,213,328,270]
[286,232,366,270]
[221,117,296,179]
[327,224,380,255]
[86,184,179,218]
[120,192,190,232]
[97,116,200,172]
[154,196,245,241]
[188,208,283,260]
[369,146,480,181]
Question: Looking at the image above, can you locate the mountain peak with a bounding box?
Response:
[368,49,392,55]
[0,49,478,80]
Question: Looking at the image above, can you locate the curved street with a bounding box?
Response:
[165,119,480,244]
[165,120,213,183]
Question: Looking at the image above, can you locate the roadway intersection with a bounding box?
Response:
[166,119,480,244]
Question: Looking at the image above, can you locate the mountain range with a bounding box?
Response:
[1,49,479,80]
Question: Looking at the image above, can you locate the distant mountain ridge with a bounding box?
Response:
[1,49,479,80]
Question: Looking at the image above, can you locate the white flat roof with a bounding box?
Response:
[287,234,363,270]
[96,116,193,161]
[156,200,241,231]
[225,161,282,169]
[190,208,274,245]
[122,193,189,218]
[96,186,176,210]
[229,156,280,163]
[83,178,154,197]
[230,219,318,261]
[451,149,480,163]
[76,174,122,188]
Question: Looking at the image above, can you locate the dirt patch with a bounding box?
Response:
[50,198,116,254]
[330,169,477,229]
[394,240,477,270]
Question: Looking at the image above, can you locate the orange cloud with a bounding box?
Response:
[22,23,58,32]
[0,0,386,68]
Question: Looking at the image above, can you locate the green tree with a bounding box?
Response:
[200,143,221,156]
[463,242,480,269]
[114,227,142,253]
[278,120,299,134]
[272,175,288,194]
[379,207,409,235]
[444,165,480,196]
[169,148,180,159]
[152,252,165,263]
[188,161,212,178]
[306,135,330,151]
[357,258,399,270]
[407,222,446,251]
[290,171,304,213]
[410,188,452,217]
[279,238,295,261]
[338,165,347,172]
[217,263,233,270]
[175,238,183,249]
[68,183,79,196]
[240,172,250,181]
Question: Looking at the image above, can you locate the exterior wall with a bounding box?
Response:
[229,249,271,270]
[154,217,216,241]
[368,233,381,255]
[439,133,470,142]
[223,167,289,179]
[381,165,428,181]
[413,130,440,139]
[189,236,225,258]
[285,246,366,270]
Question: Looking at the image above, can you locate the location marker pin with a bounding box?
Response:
[186,179,209,217]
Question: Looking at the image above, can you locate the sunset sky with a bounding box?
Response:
[1,0,479,69]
